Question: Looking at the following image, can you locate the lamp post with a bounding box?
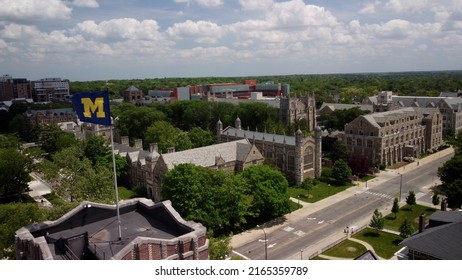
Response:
[399,173,403,201]
[297,195,300,207]
[257,225,268,260]
[300,249,303,260]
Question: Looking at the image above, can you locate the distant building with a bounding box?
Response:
[26,108,77,125]
[342,107,443,167]
[15,198,208,260]
[123,85,145,105]
[0,75,32,101]
[217,118,322,185]
[33,78,69,102]
[364,91,462,135]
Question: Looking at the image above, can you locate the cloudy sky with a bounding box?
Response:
[1,0,461,81]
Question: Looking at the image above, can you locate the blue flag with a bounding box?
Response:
[72,91,111,125]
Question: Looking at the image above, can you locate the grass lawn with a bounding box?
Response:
[384,204,437,232]
[118,187,137,200]
[288,181,353,203]
[321,239,368,259]
[353,228,403,259]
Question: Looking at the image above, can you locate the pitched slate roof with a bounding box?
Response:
[160,139,253,170]
[319,103,373,112]
[360,107,438,129]
[222,126,296,145]
[399,219,462,260]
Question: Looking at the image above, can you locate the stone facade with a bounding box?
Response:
[342,107,443,167]
[365,91,462,136]
[217,118,322,185]
[279,94,317,131]
[123,85,145,104]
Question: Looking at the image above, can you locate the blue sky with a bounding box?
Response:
[1,0,461,81]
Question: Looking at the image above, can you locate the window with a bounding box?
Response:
[367,140,373,148]
[356,138,362,146]
[347,137,352,145]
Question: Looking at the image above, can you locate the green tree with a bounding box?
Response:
[438,154,462,208]
[330,140,351,163]
[392,197,400,219]
[208,234,232,260]
[0,147,33,202]
[41,145,115,203]
[188,127,216,148]
[241,164,291,221]
[406,191,416,210]
[145,120,183,153]
[0,203,47,259]
[37,123,71,155]
[369,208,385,232]
[162,164,249,234]
[332,159,352,184]
[115,106,166,142]
[399,219,415,238]
[83,135,110,165]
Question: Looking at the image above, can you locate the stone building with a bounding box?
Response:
[26,108,77,125]
[15,198,208,260]
[112,136,264,203]
[364,91,462,136]
[216,118,322,185]
[342,107,443,167]
[123,85,144,104]
[279,94,317,131]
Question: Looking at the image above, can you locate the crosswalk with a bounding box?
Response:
[364,190,395,200]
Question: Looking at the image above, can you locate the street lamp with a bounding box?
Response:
[399,173,403,201]
[257,225,268,260]
[300,249,303,260]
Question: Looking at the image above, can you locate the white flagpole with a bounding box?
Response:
[110,111,122,241]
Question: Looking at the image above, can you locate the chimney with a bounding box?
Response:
[167,147,175,153]
[418,214,426,233]
[134,139,143,149]
[441,199,447,211]
[121,136,129,146]
[149,143,158,153]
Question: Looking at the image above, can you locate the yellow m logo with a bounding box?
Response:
[81,97,106,118]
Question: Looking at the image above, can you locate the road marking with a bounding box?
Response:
[258,239,268,243]
[365,190,394,200]
[231,250,250,260]
[307,217,316,220]
[294,230,305,237]
[267,243,277,248]
[318,220,324,224]
[283,226,294,232]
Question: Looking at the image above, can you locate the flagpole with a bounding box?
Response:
[109,104,122,241]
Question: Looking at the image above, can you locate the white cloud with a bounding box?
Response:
[73,18,166,42]
[0,0,72,21]
[359,3,376,14]
[174,0,223,8]
[73,0,99,8]
[166,20,223,43]
[238,0,274,11]
[385,0,428,13]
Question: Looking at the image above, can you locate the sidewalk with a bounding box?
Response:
[230,147,454,259]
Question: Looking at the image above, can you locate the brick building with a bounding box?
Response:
[123,85,145,104]
[33,78,69,102]
[0,75,32,101]
[15,198,208,260]
[342,107,443,167]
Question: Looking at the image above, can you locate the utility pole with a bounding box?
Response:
[257,225,268,260]
[399,173,403,201]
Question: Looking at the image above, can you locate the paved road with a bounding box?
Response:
[231,147,454,260]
